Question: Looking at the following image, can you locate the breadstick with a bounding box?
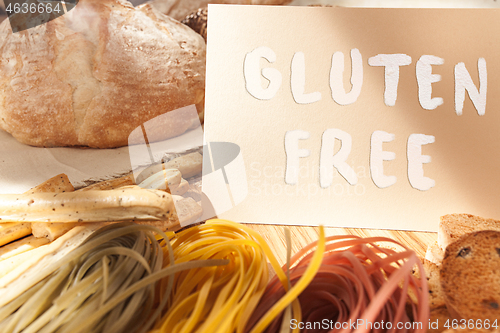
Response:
[163,152,202,179]
[44,172,135,240]
[31,222,79,241]
[0,236,49,262]
[171,178,190,196]
[0,174,75,246]
[77,174,135,191]
[25,173,74,194]
[0,223,103,291]
[0,187,175,223]
[0,223,32,247]
[138,169,181,191]
[135,152,202,184]
[172,197,202,226]
[30,174,77,241]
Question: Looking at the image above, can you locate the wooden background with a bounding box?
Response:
[246,225,436,265]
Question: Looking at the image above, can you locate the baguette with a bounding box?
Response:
[135,153,202,185]
[31,223,79,242]
[40,174,136,241]
[25,173,74,194]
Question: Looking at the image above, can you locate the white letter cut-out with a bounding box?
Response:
[244,46,282,100]
[320,129,358,188]
[291,52,322,104]
[370,130,396,189]
[368,54,412,106]
[454,58,487,116]
[407,134,435,191]
[330,48,363,105]
[416,55,444,110]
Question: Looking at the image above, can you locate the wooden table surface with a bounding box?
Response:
[246,224,437,266]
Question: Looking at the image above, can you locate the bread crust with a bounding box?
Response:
[440,230,500,321]
[438,214,500,251]
[0,0,206,148]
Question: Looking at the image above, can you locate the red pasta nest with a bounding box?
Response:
[246,235,429,333]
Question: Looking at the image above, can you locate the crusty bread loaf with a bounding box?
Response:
[149,0,293,21]
[440,230,500,321]
[438,214,500,251]
[0,0,206,148]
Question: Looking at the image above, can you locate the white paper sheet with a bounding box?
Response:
[0,126,202,194]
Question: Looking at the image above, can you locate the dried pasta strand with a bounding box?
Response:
[279,228,293,333]
[249,226,326,333]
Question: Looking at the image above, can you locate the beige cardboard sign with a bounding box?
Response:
[204,5,500,231]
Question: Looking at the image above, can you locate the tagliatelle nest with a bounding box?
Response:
[0,223,227,333]
[246,235,429,333]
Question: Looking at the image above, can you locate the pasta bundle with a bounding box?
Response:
[246,235,429,333]
[151,220,280,333]
[149,219,326,333]
[0,223,227,333]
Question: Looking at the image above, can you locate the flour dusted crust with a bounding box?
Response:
[0,0,206,148]
[150,0,293,21]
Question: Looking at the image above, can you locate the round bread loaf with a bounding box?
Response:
[150,0,293,21]
[440,230,500,321]
[0,0,206,148]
